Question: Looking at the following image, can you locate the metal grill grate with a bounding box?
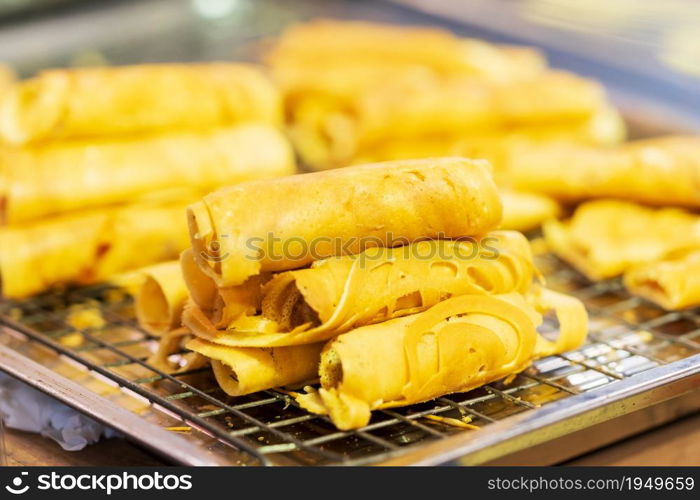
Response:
[1,250,699,465]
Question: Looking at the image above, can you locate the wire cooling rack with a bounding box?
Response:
[0,249,699,466]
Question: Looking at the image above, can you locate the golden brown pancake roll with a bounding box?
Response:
[624,249,700,310]
[0,124,295,224]
[267,20,546,96]
[543,200,700,280]
[182,231,535,347]
[146,327,207,374]
[296,291,587,430]
[135,261,188,337]
[349,105,625,169]
[287,72,619,170]
[354,71,605,147]
[180,249,269,329]
[0,200,190,298]
[186,336,322,397]
[188,158,502,287]
[0,63,281,144]
[508,135,700,208]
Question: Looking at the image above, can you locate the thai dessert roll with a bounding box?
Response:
[0,124,295,224]
[180,248,219,312]
[530,287,588,357]
[188,158,502,287]
[266,19,622,171]
[267,20,547,96]
[624,249,700,310]
[146,327,208,374]
[543,200,700,280]
[0,63,281,144]
[508,136,700,208]
[0,200,190,298]
[186,337,323,397]
[354,71,605,147]
[135,261,189,336]
[349,105,625,169]
[183,231,534,347]
[180,249,266,328]
[296,291,587,429]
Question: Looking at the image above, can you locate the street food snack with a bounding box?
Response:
[295,291,587,429]
[188,158,502,287]
[0,200,190,298]
[0,63,281,144]
[0,124,295,224]
[624,249,700,310]
[543,200,700,280]
[182,231,534,347]
[508,136,700,208]
[186,336,323,397]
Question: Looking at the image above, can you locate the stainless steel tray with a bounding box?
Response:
[1,249,699,466]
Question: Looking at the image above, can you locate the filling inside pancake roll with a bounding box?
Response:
[135,261,188,337]
[183,231,535,347]
[187,157,502,287]
[296,291,587,430]
[185,337,323,397]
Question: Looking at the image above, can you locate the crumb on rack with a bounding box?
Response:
[66,304,106,330]
[424,414,480,430]
[165,426,192,433]
[58,332,85,348]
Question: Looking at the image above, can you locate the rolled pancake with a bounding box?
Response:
[0,200,190,298]
[296,291,587,429]
[286,75,621,170]
[135,261,188,336]
[0,63,281,144]
[186,337,323,397]
[183,231,534,347]
[267,20,546,98]
[499,190,560,232]
[349,105,625,169]
[543,200,700,280]
[0,124,295,224]
[146,327,208,374]
[188,157,502,287]
[180,249,266,328]
[355,71,605,147]
[624,249,700,310]
[508,136,700,208]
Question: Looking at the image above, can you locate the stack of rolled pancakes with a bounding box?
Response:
[140,157,588,430]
